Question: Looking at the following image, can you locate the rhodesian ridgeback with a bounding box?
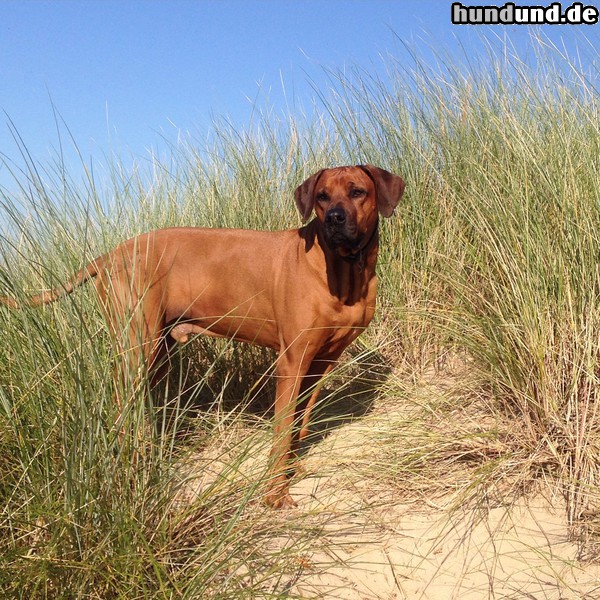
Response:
[2,165,405,508]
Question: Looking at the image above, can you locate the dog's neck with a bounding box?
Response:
[339,219,380,267]
[301,219,378,306]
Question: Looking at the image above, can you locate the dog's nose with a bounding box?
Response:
[325,207,346,226]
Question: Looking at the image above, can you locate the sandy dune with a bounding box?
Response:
[290,473,600,598]
[179,366,600,599]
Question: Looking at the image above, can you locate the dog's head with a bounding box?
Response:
[295,165,405,257]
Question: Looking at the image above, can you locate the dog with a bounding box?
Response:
[2,165,405,508]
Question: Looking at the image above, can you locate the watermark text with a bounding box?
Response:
[451,2,599,24]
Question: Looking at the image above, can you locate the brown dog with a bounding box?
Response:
[2,165,405,508]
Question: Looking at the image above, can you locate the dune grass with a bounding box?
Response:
[0,32,599,597]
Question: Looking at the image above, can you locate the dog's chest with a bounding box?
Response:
[320,297,374,349]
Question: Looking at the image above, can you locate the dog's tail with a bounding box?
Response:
[0,255,105,309]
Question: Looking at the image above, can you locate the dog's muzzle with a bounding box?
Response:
[325,207,347,228]
[324,207,361,253]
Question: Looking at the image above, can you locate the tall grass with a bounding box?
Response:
[1,31,599,597]
[323,33,600,551]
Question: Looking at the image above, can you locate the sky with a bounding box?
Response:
[1,0,599,194]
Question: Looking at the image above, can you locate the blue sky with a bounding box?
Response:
[1,0,598,192]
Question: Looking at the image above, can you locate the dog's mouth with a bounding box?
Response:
[323,224,363,256]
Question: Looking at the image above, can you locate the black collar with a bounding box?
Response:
[341,219,379,265]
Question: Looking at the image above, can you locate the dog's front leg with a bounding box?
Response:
[294,357,337,450]
[264,349,314,509]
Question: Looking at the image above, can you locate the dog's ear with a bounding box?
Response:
[295,169,325,222]
[359,165,405,218]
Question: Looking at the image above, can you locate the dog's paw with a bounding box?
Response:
[263,488,298,510]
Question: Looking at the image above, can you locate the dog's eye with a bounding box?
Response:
[351,188,366,198]
[316,192,329,203]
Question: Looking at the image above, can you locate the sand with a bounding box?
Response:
[179,365,600,599]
